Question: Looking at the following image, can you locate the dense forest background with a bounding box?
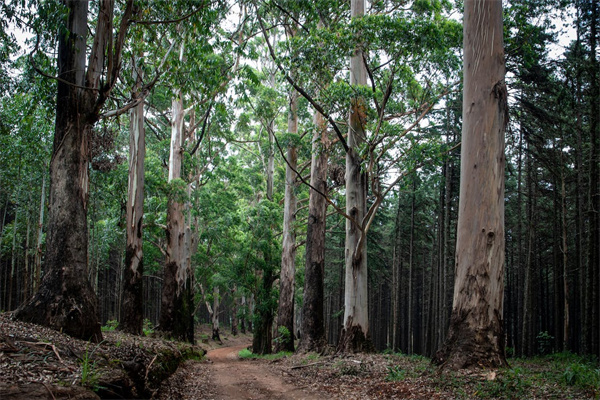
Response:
[0,0,598,361]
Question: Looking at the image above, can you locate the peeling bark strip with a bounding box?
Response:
[159,90,194,343]
[433,0,508,370]
[121,59,145,335]
[337,0,373,354]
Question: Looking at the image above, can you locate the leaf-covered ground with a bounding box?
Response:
[1,313,598,399]
[0,312,205,399]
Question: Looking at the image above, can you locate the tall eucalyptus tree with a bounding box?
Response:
[16,0,135,341]
[434,0,508,369]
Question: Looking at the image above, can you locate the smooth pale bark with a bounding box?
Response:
[433,0,508,369]
[298,109,329,353]
[120,61,145,335]
[266,70,276,202]
[159,92,194,343]
[275,88,299,353]
[338,0,373,353]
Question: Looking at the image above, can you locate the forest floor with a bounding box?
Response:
[1,314,598,399]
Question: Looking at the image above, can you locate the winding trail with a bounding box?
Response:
[206,344,322,400]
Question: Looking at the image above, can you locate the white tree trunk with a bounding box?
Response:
[275,88,298,352]
[121,59,145,334]
[338,0,372,353]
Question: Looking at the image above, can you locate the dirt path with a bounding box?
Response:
[206,344,323,400]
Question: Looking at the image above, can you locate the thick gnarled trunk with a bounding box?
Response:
[433,0,508,370]
[15,0,102,342]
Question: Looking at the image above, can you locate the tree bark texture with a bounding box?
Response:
[338,0,373,354]
[15,0,103,341]
[120,61,145,335]
[159,93,194,343]
[433,0,508,370]
[298,109,329,353]
[275,88,298,353]
[33,173,45,294]
[252,268,275,354]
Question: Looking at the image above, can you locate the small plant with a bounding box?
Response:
[274,326,291,346]
[238,348,253,359]
[386,365,405,381]
[536,331,554,355]
[80,343,104,391]
[143,318,154,336]
[505,346,515,358]
[101,319,118,332]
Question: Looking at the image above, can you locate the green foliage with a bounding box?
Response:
[274,325,291,346]
[101,320,118,332]
[238,349,291,361]
[536,331,554,355]
[563,362,600,392]
[386,365,406,381]
[474,368,531,399]
[80,343,104,392]
[143,319,154,336]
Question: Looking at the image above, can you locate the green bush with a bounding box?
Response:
[101,320,118,332]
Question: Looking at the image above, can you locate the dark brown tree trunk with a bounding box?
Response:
[120,60,145,335]
[433,0,508,370]
[33,173,45,294]
[586,0,600,358]
[252,268,275,354]
[298,107,329,353]
[15,0,103,341]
